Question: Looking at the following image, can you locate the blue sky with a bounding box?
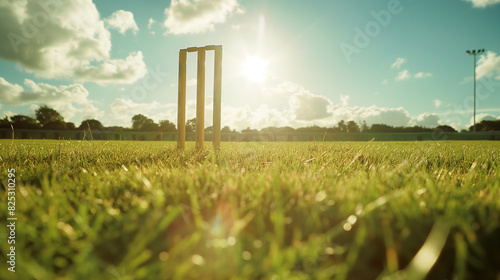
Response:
[1,0,500,131]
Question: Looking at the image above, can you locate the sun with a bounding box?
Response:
[242,56,267,82]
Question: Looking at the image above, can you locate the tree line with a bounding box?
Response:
[1,105,500,133]
[0,105,177,132]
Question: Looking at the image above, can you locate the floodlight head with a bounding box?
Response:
[472,50,476,54]
[481,49,485,53]
[466,50,471,54]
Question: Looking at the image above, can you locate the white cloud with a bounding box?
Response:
[108,80,420,131]
[105,10,139,34]
[415,72,432,78]
[460,76,474,85]
[396,70,410,81]
[186,78,197,87]
[0,78,24,102]
[249,82,415,129]
[476,51,500,80]
[109,98,177,127]
[148,18,155,29]
[265,81,334,122]
[28,104,40,117]
[163,0,244,35]
[0,77,103,123]
[285,105,411,128]
[0,77,87,106]
[349,106,412,127]
[409,113,442,128]
[391,57,406,69]
[289,91,333,121]
[1,111,14,119]
[267,80,302,95]
[434,99,442,108]
[340,94,350,106]
[464,0,500,8]
[391,58,431,81]
[0,0,146,84]
[74,51,147,85]
[100,79,481,131]
[465,113,499,130]
[222,104,288,130]
[382,79,388,85]
[271,82,415,127]
[472,113,497,124]
[148,18,156,34]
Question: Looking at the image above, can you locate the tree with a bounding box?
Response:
[241,127,258,133]
[402,126,432,133]
[328,126,342,133]
[221,126,232,133]
[434,125,457,133]
[78,119,104,130]
[261,127,279,134]
[470,120,500,131]
[10,115,41,129]
[368,124,394,133]
[36,105,65,128]
[186,118,196,133]
[132,114,157,130]
[346,121,360,133]
[0,117,11,128]
[296,125,326,133]
[66,122,76,130]
[142,122,159,131]
[278,126,296,133]
[159,120,176,132]
[44,121,66,130]
[205,126,214,134]
[132,114,147,130]
[361,121,368,132]
[338,120,347,132]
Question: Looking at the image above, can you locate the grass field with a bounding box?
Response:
[0,140,499,280]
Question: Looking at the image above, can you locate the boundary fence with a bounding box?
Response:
[1,128,499,141]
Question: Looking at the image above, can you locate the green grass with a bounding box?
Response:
[0,140,499,279]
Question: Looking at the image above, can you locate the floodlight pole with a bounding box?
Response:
[466,49,485,133]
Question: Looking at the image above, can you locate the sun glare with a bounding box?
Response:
[242,56,267,82]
